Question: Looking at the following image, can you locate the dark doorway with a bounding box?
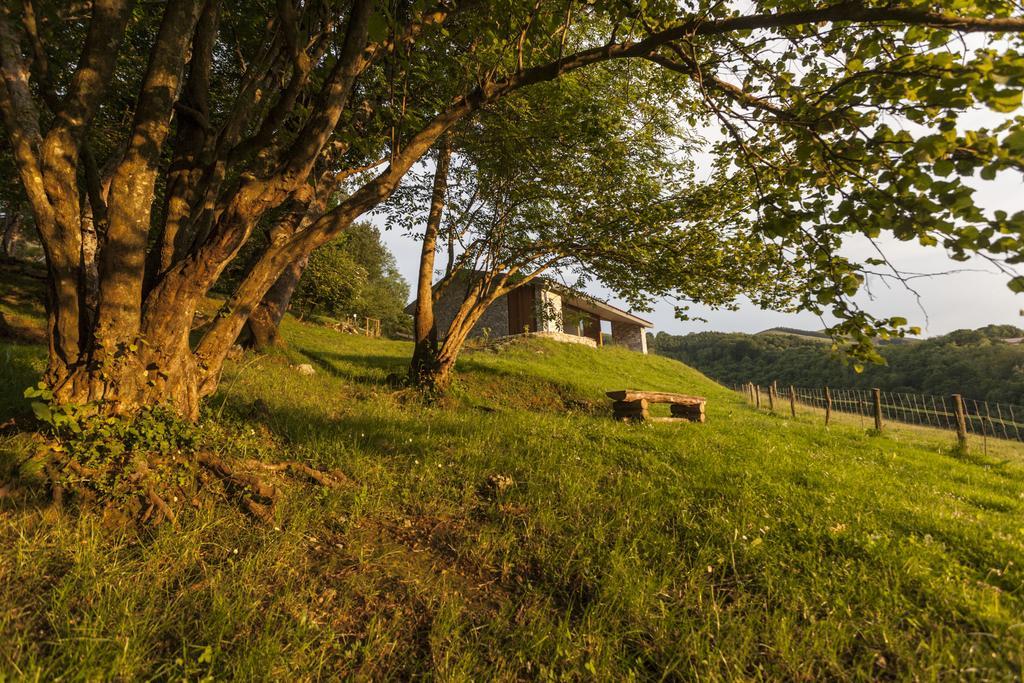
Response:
[507,285,535,335]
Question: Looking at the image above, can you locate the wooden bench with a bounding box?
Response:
[606,390,706,423]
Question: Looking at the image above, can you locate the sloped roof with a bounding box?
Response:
[555,288,653,328]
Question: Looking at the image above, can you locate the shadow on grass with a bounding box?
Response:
[0,436,49,514]
[0,342,45,421]
[0,264,47,320]
[289,345,606,418]
[217,396,481,470]
[295,347,407,383]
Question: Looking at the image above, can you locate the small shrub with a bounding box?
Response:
[25,383,198,464]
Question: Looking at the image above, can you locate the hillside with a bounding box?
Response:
[651,326,1024,404]
[756,326,832,341]
[1,288,1023,677]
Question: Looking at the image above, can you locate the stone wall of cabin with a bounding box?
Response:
[427,277,649,353]
[433,281,510,340]
[610,320,648,354]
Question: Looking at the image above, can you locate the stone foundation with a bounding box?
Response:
[501,330,598,348]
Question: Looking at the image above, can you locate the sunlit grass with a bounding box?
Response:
[1,316,1022,679]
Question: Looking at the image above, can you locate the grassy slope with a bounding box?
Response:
[1,310,1023,680]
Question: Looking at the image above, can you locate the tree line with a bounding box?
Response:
[650,326,1024,405]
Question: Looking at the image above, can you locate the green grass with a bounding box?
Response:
[2,313,1023,680]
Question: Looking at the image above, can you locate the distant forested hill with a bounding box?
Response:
[649,325,1024,404]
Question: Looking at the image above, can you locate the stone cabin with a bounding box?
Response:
[407,275,652,353]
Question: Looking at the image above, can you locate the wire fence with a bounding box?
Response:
[729,382,1024,445]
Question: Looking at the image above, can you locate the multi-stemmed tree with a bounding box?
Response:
[1,0,1023,419]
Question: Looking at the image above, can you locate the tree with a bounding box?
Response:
[289,221,411,332]
[394,65,795,389]
[1,1,1023,419]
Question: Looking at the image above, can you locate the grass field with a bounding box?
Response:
[1,278,1023,679]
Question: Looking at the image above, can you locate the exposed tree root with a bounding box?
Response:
[241,458,348,488]
[7,446,343,528]
[197,453,279,524]
[131,459,178,526]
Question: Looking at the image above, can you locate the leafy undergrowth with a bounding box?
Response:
[1,316,1023,679]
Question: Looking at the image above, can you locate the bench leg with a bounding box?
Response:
[670,403,706,423]
[613,399,649,422]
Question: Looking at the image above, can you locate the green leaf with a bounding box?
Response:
[987,90,1023,113]
[31,401,52,424]
[1004,129,1024,154]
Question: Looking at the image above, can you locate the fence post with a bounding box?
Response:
[755,385,761,409]
[789,385,796,418]
[872,388,882,432]
[768,384,776,412]
[952,394,967,449]
[824,386,832,426]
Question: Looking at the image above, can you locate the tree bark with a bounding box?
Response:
[417,295,489,392]
[412,272,506,391]
[239,255,308,350]
[0,1,131,382]
[147,0,220,291]
[44,0,205,416]
[410,136,451,384]
[95,0,203,348]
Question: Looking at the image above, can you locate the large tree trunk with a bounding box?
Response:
[415,300,487,392]
[50,275,205,418]
[0,0,530,419]
[410,266,554,391]
[239,255,308,350]
[411,273,504,392]
[409,137,451,385]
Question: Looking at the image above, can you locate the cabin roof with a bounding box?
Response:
[554,287,652,327]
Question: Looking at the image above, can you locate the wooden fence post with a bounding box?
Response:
[755,385,761,409]
[789,385,796,418]
[824,386,832,426]
[952,394,967,449]
[768,384,776,412]
[872,388,883,431]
